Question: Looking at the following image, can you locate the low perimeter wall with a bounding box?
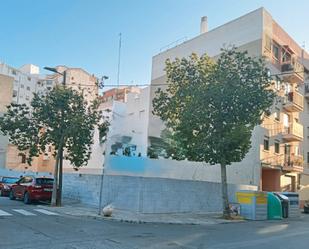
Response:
[62,173,257,213]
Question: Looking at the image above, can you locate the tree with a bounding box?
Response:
[152,48,275,218]
[0,86,109,206]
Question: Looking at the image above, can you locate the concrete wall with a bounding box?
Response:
[103,125,264,188]
[61,173,257,213]
[62,173,102,207]
[0,168,52,178]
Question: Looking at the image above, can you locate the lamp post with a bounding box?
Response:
[43,66,67,206]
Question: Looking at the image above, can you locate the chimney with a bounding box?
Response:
[200,16,208,34]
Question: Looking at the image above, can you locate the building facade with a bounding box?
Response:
[0,63,99,173]
[0,74,14,168]
[148,7,309,192]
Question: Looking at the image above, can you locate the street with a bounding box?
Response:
[0,197,308,249]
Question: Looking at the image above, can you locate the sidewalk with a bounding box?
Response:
[39,199,244,225]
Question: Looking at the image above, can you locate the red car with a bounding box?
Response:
[9,176,54,204]
[0,176,20,196]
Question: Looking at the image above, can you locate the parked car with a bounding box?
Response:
[9,176,54,204]
[0,177,20,196]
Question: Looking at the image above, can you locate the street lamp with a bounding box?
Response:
[44,66,66,86]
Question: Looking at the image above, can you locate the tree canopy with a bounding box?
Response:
[153,48,275,166]
[0,86,109,169]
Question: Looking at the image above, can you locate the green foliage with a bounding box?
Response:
[0,86,109,169]
[152,48,275,165]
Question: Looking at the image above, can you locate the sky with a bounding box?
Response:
[0,0,308,88]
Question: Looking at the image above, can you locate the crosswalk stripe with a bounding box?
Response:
[13,209,36,216]
[34,209,59,215]
[0,209,12,216]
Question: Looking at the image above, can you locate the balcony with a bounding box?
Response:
[281,61,304,83]
[283,154,304,172]
[282,122,303,142]
[283,91,304,112]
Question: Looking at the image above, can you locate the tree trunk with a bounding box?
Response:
[57,147,63,206]
[220,163,230,218]
[51,148,60,206]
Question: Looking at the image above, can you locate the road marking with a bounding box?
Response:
[0,209,12,216]
[34,209,59,215]
[13,209,36,216]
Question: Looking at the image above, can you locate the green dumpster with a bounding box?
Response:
[267,192,282,220]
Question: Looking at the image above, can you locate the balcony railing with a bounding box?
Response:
[283,91,304,112]
[283,154,304,172]
[261,154,304,172]
[281,60,305,83]
[282,122,303,141]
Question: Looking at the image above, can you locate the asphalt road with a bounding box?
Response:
[1,196,309,249]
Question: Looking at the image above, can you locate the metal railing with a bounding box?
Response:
[285,91,304,109]
[283,122,303,139]
[281,60,305,81]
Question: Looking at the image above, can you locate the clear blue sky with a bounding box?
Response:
[1,0,308,87]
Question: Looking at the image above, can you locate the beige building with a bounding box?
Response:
[47,66,99,103]
[0,64,99,173]
[0,74,14,168]
[148,7,309,192]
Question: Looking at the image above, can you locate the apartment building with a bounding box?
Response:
[100,86,141,109]
[47,66,99,103]
[0,74,14,168]
[0,63,99,173]
[0,63,40,106]
[148,7,309,192]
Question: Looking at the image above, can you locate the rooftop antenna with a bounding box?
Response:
[117,33,122,89]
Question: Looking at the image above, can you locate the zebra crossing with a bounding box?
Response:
[0,208,59,217]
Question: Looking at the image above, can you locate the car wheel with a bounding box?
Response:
[9,190,16,200]
[23,192,31,204]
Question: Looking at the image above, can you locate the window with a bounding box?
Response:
[273,44,280,61]
[274,140,280,154]
[307,152,309,164]
[139,110,145,119]
[11,69,17,75]
[274,107,280,121]
[27,77,31,81]
[20,84,24,88]
[19,153,26,163]
[264,136,270,151]
[25,95,29,100]
[26,86,30,91]
[12,90,17,98]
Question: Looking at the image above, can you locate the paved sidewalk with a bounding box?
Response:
[38,199,244,225]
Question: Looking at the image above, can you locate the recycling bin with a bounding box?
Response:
[236,191,268,220]
[274,193,289,218]
[281,192,300,218]
[267,192,282,220]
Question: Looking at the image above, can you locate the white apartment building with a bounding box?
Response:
[0,63,42,106]
[148,7,309,192]
[63,86,149,174]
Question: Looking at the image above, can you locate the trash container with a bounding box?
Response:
[267,192,282,220]
[274,193,289,218]
[281,192,300,218]
[236,191,267,220]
